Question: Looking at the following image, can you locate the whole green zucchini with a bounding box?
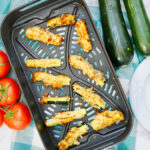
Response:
[99,0,134,67]
[123,0,150,56]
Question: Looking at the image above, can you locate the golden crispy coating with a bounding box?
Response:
[69,55,105,87]
[25,58,61,68]
[58,124,89,150]
[47,14,76,29]
[94,70,106,87]
[91,110,124,130]
[76,20,92,52]
[32,71,71,89]
[69,55,95,78]
[73,83,106,109]
[45,109,86,127]
[25,26,63,46]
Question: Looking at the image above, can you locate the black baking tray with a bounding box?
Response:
[1,0,133,149]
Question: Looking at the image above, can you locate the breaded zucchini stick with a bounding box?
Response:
[69,55,105,87]
[25,58,61,68]
[73,83,106,109]
[69,54,95,78]
[45,109,86,127]
[32,71,71,89]
[94,70,106,87]
[40,95,70,105]
[76,20,92,52]
[91,110,124,130]
[47,14,76,29]
[25,26,63,46]
[58,124,89,150]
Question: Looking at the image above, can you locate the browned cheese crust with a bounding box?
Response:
[69,55,105,87]
[25,58,61,68]
[76,20,92,52]
[45,109,86,127]
[47,14,76,29]
[91,110,124,130]
[73,83,106,109]
[32,71,71,89]
[58,124,89,150]
[25,26,63,46]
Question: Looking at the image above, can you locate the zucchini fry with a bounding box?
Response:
[58,124,89,150]
[40,95,70,105]
[45,108,86,127]
[91,110,124,130]
[76,20,92,52]
[25,58,61,68]
[73,83,106,109]
[94,70,106,87]
[47,14,76,29]
[32,71,71,89]
[69,55,105,87]
[25,26,63,46]
[69,54,95,78]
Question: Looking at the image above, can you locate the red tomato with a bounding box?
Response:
[0,78,20,106]
[0,51,10,78]
[0,109,5,127]
[4,103,31,130]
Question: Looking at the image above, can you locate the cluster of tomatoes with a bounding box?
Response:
[0,50,31,130]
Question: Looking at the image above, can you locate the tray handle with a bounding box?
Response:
[17,0,62,13]
[17,0,48,12]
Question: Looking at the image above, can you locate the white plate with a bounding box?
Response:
[129,57,150,132]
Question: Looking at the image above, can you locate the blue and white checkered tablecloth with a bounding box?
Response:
[0,0,149,150]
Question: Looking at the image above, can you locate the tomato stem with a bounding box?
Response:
[0,83,11,101]
[5,109,18,122]
[0,107,7,113]
[0,106,18,122]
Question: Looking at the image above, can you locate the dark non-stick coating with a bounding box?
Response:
[1,0,133,149]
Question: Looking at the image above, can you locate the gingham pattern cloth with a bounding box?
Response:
[0,0,148,150]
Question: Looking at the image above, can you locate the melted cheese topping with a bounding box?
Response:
[76,20,92,52]
[91,110,124,130]
[73,83,105,109]
[69,55,105,87]
[25,58,61,68]
[32,71,71,89]
[25,26,63,46]
[45,109,86,127]
[47,14,76,29]
[58,124,89,150]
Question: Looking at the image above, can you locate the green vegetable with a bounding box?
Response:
[99,0,134,67]
[0,83,11,101]
[40,96,70,105]
[123,0,150,56]
[44,100,69,105]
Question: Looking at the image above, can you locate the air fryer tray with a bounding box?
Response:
[1,0,133,149]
